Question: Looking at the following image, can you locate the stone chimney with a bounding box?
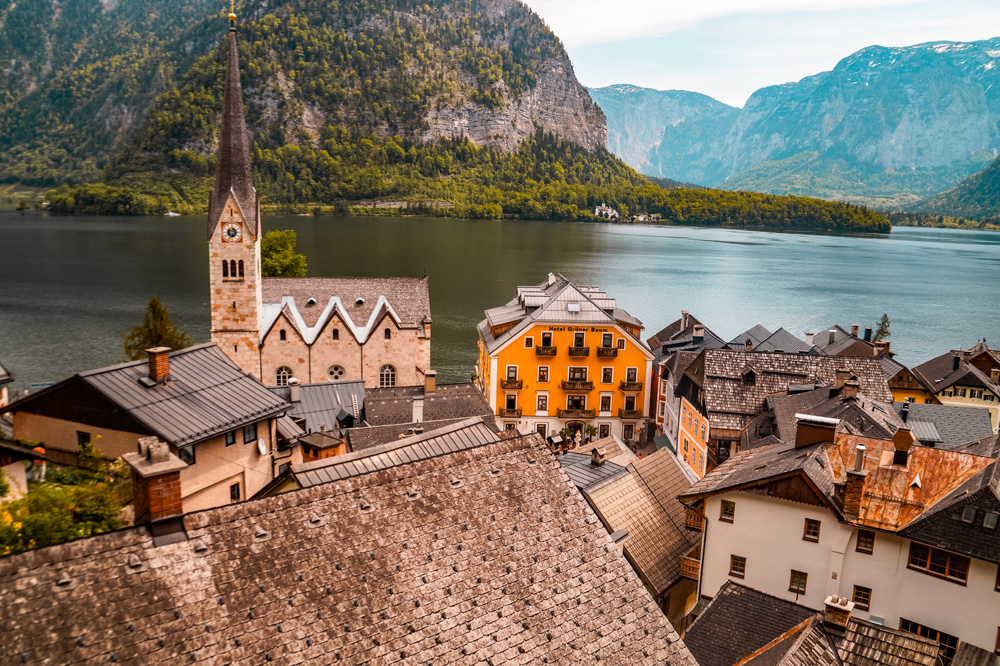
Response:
[590,446,606,466]
[412,394,424,423]
[841,379,860,400]
[828,329,837,345]
[823,595,855,634]
[851,324,859,337]
[423,369,437,395]
[288,377,301,403]
[692,325,705,341]
[804,332,815,346]
[124,436,188,532]
[681,310,690,329]
[901,401,910,423]
[795,414,839,449]
[844,445,868,518]
[892,426,915,466]
[864,327,873,342]
[835,367,852,389]
[146,347,171,383]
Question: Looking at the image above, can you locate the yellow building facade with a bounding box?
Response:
[476,274,653,443]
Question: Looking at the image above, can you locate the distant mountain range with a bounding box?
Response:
[590,38,1000,210]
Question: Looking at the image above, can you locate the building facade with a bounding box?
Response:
[476,274,653,443]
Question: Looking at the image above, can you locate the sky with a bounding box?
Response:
[520,0,1000,107]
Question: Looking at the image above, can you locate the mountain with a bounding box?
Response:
[919,153,1000,219]
[596,39,1000,208]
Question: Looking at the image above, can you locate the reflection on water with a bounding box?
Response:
[1,211,998,391]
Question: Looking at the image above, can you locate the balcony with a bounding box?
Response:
[596,346,618,358]
[499,408,522,418]
[557,408,596,419]
[619,381,643,392]
[568,346,590,357]
[685,507,704,532]
[535,345,557,357]
[561,380,594,391]
[680,556,701,581]
[500,379,523,390]
[618,409,642,419]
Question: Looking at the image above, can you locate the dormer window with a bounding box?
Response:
[741,365,756,386]
[984,511,999,530]
[961,506,977,524]
[745,339,753,351]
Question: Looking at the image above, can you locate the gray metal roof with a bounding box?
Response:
[557,451,630,492]
[293,417,500,488]
[269,380,365,432]
[753,328,814,354]
[894,401,996,449]
[908,419,943,446]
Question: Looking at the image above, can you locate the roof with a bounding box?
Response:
[260,276,431,345]
[0,359,12,386]
[753,328,815,354]
[956,433,1000,459]
[647,312,726,353]
[744,618,839,666]
[363,383,493,426]
[207,30,257,241]
[893,401,995,449]
[573,434,638,467]
[912,349,1000,397]
[836,619,939,666]
[730,324,773,349]
[949,642,1000,666]
[347,416,501,452]
[558,451,630,492]
[697,350,894,433]
[269,380,365,432]
[1,344,289,448]
[584,449,698,595]
[0,428,697,666]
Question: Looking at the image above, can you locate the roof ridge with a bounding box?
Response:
[78,342,218,377]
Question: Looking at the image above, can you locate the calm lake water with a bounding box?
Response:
[1,211,999,394]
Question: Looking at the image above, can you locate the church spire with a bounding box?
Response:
[207,3,258,240]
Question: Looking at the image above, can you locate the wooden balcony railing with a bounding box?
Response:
[596,347,618,358]
[619,381,643,392]
[618,409,642,419]
[568,346,590,357]
[685,507,704,532]
[500,379,523,390]
[557,408,596,419]
[499,408,522,418]
[535,345,557,356]
[561,380,594,391]
[680,556,701,581]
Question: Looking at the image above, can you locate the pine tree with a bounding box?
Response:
[261,230,308,278]
[872,313,891,343]
[121,297,193,360]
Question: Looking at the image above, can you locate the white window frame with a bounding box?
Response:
[598,423,611,439]
[537,366,550,383]
[616,338,626,350]
[536,391,549,415]
[599,392,613,415]
[540,331,553,346]
[626,367,638,382]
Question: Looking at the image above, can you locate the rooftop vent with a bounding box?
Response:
[355,297,365,306]
[306,297,317,306]
[794,413,839,449]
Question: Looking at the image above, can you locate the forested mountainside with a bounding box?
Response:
[596,39,1000,209]
[918,153,1000,220]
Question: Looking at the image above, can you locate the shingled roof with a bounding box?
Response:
[893,401,995,449]
[1,426,697,665]
[912,348,1000,398]
[363,383,493,426]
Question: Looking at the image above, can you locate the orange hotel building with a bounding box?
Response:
[476,274,654,443]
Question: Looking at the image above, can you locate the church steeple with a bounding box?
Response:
[207,5,258,241]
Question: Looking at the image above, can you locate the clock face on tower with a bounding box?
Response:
[222,222,243,243]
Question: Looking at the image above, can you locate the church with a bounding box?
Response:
[206,13,431,389]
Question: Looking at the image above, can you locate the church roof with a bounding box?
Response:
[207,29,258,241]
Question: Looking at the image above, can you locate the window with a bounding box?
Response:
[602,368,613,384]
[276,367,292,386]
[379,365,396,387]
[683,438,689,453]
[624,395,636,410]
[852,585,871,611]
[506,394,517,410]
[332,329,339,340]
[243,422,257,444]
[573,332,585,347]
[229,260,236,277]
[537,394,548,411]
[617,338,625,350]
[225,430,236,447]
[803,518,821,542]
[661,379,669,395]
[77,431,91,446]
[908,542,970,584]
[600,395,612,412]
[222,260,229,277]
[728,555,747,578]
[972,389,983,400]
[279,329,287,341]
[900,619,959,663]
[856,529,875,554]
[238,260,244,278]
[961,506,977,524]
[569,367,587,381]
[700,423,706,441]
[536,424,547,438]
[541,332,552,346]
[599,423,610,438]
[602,333,613,348]
[177,446,195,465]
[985,511,999,530]
[327,365,345,381]
[658,403,665,417]
[507,366,518,381]
[623,424,634,441]
[384,328,392,340]
[789,570,808,594]
[567,395,586,410]
[504,423,518,433]
[986,394,995,402]
[230,483,241,503]
[524,336,534,348]
[720,500,735,522]
[538,367,549,382]
[626,367,638,382]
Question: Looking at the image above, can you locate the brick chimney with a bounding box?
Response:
[823,595,855,634]
[424,369,437,395]
[892,426,915,466]
[841,379,860,400]
[835,367,853,389]
[146,347,171,383]
[124,436,188,528]
[844,445,868,518]
[795,414,839,449]
[851,324,859,337]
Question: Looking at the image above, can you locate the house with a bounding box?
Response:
[0,358,12,408]
[0,385,699,665]
[207,19,430,389]
[729,325,814,354]
[0,345,292,512]
[268,378,364,462]
[893,400,996,449]
[679,413,1000,659]
[594,202,620,220]
[912,341,1000,429]
[476,272,654,444]
[683,581,957,666]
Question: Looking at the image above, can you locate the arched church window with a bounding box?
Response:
[327,365,345,381]
[384,328,392,340]
[276,367,292,386]
[332,329,339,340]
[279,329,287,341]
[238,260,244,278]
[230,260,237,277]
[379,365,396,388]
[222,260,229,278]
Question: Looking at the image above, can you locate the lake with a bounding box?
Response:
[1,212,999,394]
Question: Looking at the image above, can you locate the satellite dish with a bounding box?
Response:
[257,439,267,456]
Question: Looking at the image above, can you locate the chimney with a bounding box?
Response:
[794,414,839,448]
[547,272,556,285]
[952,355,961,372]
[424,369,437,395]
[124,436,188,545]
[412,395,424,422]
[835,367,852,389]
[991,369,1000,384]
[146,347,171,383]
[692,325,705,341]
[288,377,301,403]
[851,324,859,337]
[590,447,606,466]
[823,595,855,634]
[828,329,837,345]
[901,401,909,422]
[681,310,690,329]
[892,426,914,466]
[844,445,868,518]
[841,378,860,400]
[864,327,873,342]
[804,332,815,346]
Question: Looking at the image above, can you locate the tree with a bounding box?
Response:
[872,313,891,343]
[121,297,192,360]
[261,230,308,277]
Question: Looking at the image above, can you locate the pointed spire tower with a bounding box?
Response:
[208,2,263,379]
